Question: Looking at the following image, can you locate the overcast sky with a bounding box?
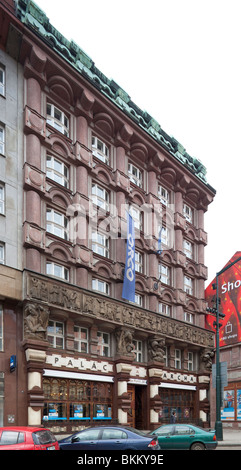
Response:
[35,0,241,285]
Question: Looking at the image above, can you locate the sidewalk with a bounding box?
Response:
[217,428,241,447]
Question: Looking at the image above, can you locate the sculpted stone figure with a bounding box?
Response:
[148,336,166,363]
[24,303,49,340]
[115,328,135,357]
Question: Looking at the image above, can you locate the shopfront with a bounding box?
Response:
[158,384,196,424]
[221,382,241,422]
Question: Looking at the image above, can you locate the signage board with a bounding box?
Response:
[205,252,241,347]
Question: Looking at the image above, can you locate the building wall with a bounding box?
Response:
[0,0,216,432]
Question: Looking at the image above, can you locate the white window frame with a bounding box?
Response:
[188,351,194,371]
[128,162,143,188]
[158,225,169,247]
[184,311,194,324]
[46,208,69,240]
[46,262,69,281]
[46,103,69,136]
[92,136,109,164]
[74,326,88,353]
[0,66,5,96]
[135,251,143,273]
[130,205,143,231]
[159,303,171,316]
[47,320,64,349]
[159,264,170,285]
[158,184,170,206]
[184,275,193,295]
[183,203,193,223]
[0,125,5,155]
[0,243,5,264]
[92,278,110,295]
[97,331,110,357]
[133,340,143,362]
[183,239,193,259]
[175,349,182,369]
[0,184,5,215]
[46,155,69,188]
[134,293,143,306]
[92,231,110,258]
[91,183,109,211]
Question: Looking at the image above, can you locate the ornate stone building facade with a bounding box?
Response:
[0,0,215,432]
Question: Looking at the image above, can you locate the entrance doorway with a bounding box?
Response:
[127,384,147,429]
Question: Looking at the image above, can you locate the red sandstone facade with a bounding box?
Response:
[0,0,215,433]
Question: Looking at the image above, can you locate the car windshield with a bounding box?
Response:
[32,430,56,445]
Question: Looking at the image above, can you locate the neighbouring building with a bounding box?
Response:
[0,0,216,433]
[206,251,241,429]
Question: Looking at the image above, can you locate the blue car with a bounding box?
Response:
[59,426,160,450]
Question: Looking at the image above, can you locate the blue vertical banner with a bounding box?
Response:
[122,213,135,302]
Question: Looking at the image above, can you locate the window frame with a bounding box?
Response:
[184,275,194,296]
[92,278,110,295]
[0,243,5,265]
[74,326,89,353]
[91,230,110,258]
[47,320,65,349]
[46,103,69,137]
[46,261,69,281]
[0,184,5,215]
[46,155,69,188]
[0,65,5,97]
[158,184,170,206]
[0,124,5,155]
[92,136,109,165]
[46,208,69,241]
[91,183,109,211]
[97,331,110,357]
[128,162,143,188]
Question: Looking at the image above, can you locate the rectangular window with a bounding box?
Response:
[92,231,109,258]
[0,66,5,96]
[91,183,109,211]
[130,205,142,231]
[133,340,142,362]
[0,185,4,215]
[158,184,170,206]
[183,239,193,259]
[134,293,143,306]
[97,331,110,357]
[92,278,109,295]
[46,208,69,240]
[159,303,171,316]
[175,349,181,369]
[92,136,109,164]
[0,125,5,155]
[128,162,142,188]
[188,352,194,371]
[135,251,143,273]
[184,276,193,295]
[0,306,3,351]
[47,320,64,349]
[46,103,69,137]
[0,244,4,265]
[184,311,194,324]
[46,262,69,281]
[183,203,193,223]
[159,264,170,285]
[74,326,88,353]
[46,156,69,188]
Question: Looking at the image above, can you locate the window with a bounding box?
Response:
[184,311,194,324]
[128,162,142,188]
[91,183,109,210]
[159,264,170,285]
[183,203,193,223]
[0,125,4,155]
[0,244,4,264]
[0,373,3,426]
[47,320,64,349]
[133,340,142,362]
[158,225,169,247]
[0,306,3,351]
[92,231,109,258]
[135,251,143,273]
[134,293,143,307]
[92,136,109,164]
[188,352,194,371]
[74,326,88,353]
[46,103,69,136]
[0,431,24,445]
[92,278,109,295]
[175,349,181,369]
[97,331,110,357]
[184,276,193,295]
[0,185,4,214]
[46,156,69,188]
[158,185,170,206]
[0,66,5,96]
[46,262,69,281]
[130,205,142,231]
[46,209,69,240]
[159,303,171,316]
[183,239,193,259]
[102,429,127,440]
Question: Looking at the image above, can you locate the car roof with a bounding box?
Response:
[0,426,50,432]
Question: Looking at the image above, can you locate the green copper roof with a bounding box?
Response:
[15,0,209,185]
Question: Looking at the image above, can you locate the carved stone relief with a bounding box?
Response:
[24,302,50,340]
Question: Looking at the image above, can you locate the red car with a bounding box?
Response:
[0,426,59,450]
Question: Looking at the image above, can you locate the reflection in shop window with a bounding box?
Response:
[70,403,90,420]
[43,402,67,421]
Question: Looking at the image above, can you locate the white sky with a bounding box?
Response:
[35,0,241,285]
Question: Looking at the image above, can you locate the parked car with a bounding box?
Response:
[59,425,160,450]
[150,424,217,450]
[0,426,59,450]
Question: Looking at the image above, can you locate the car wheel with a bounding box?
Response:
[190,442,205,450]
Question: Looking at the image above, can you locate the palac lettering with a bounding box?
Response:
[221,279,241,294]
